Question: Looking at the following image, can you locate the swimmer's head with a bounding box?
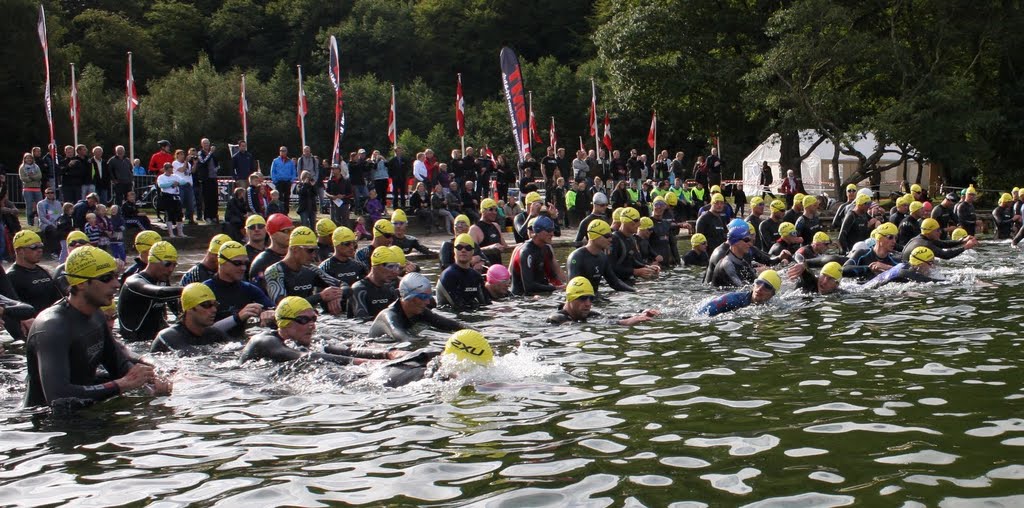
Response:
[399,272,432,301]
[486,264,511,284]
[443,329,493,365]
[207,233,232,254]
[181,282,216,312]
[316,218,338,238]
[951,228,968,241]
[565,276,595,303]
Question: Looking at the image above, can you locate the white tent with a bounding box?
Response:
[741,131,934,198]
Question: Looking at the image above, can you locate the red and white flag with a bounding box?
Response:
[602,111,612,152]
[69,63,80,142]
[647,111,657,149]
[529,101,542,145]
[239,74,249,142]
[328,36,344,165]
[549,117,557,150]
[387,84,397,145]
[484,146,494,159]
[588,79,597,137]
[455,74,465,137]
[37,5,55,159]
[126,53,139,123]
[296,66,308,132]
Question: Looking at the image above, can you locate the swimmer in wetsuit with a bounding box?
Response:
[378,329,493,388]
[439,215,486,272]
[118,241,183,343]
[319,226,368,286]
[573,192,610,248]
[481,264,512,304]
[391,209,434,256]
[436,234,487,310]
[315,218,337,262]
[709,226,761,288]
[264,226,344,314]
[151,283,239,354]
[355,219,396,266]
[53,230,94,296]
[682,233,710,267]
[608,207,660,283]
[566,219,635,296]
[768,221,804,257]
[789,261,844,295]
[838,193,878,253]
[180,234,231,286]
[25,246,171,408]
[992,193,1019,240]
[793,231,846,268]
[348,244,402,320]
[546,276,659,326]
[794,195,822,246]
[843,222,901,281]
[8,231,63,316]
[204,241,275,338]
[122,230,162,284]
[903,218,978,260]
[369,273,463,344]
[244,214,268,268]
[954,186,979,236]
[864,246,942,289]
[470,198,511,266]
[698,269,780,317]
[510,215,562,296]
[248,213,293,292]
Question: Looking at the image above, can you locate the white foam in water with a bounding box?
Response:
[964,419,1024,437]
[875,450,959,465]
[938,495,1024,507]
[668,396,771,409]
[685,435,780,456]
[904,474,991,488]
[739,492,855,507]
[903,363,964,376]
[700,467,761,495]
[793,403,868,414]
[987,464,1024,480]
[579,439,627,454]
[628,474,672,487]
[500,458,592,477]
[880,485,902,495]
[784,447,828,457]
[660,456,711,469]
[804,422,941,435]
[799,380,831,386]
[918,398,947,406]
[1002,437,1024,446]
[809,471,845,484]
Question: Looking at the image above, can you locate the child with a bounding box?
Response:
[94,205,112,252]
[354,215,372,240]
[132,158,146,176]
[295,171,318,229]
[365,188,384,224]
[56,202,74,262]
[108,205,127,261]
[267,190,284,216]
[84,212,102,247]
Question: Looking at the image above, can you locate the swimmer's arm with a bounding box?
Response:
[603,260,635,292]
[34,331,121,402]
[377,311,419,343]
[125,277,183,300]
[422,309,463,332]
[0,295,36,320]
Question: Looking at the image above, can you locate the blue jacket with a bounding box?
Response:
[270,157,297,183]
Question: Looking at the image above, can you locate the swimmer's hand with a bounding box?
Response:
[618,314,654,326]
[150,377,173,396]
[319,286,343,302]
[787,263,806,279]
[326,299,344,315]
[868,261,892,274]
[236,303,263,322]
[641,308,660,318]
[634,266,657,278]
[116,364,155,392]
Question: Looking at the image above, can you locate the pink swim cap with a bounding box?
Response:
[923,201,933,214]
[486,264,511,283]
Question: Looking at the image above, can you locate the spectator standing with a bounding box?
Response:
[18,152,43,226]
[759,161,775,198]
[706,148,723,187]
[295,171,318,229]
[270,146,297,214]
[388,146,410,209]
[779,169,805,209]
[108,145,134,206]
[197,138,220,224]
[232,140,256,188]
[370,150,390,209]
[325,165,353,227]
[349,149,369,212]
[87,146,108,202]
[413,152,428,186]
[148,140,174,173]
[172,150,196,224]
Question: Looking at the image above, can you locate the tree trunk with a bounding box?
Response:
[832,143,842,201]
[779,130,803,181]
[869,170,881,199]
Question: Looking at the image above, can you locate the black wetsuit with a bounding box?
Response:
[474,220,504,265]
[782,208,801,225]
[838,211,872,253]
[513,211,534,244]
[567,246,635,295]
[317,242,333,264]
[955,201,977,235]
[150,318,237,355]
[239,331,362,364]
[832,202,854,230]
[394,235,431,255]
[121,258,145,284]
[118,272,182,343]
[695,212,727,251]
[746,213,763,237]
[436,264,485,310]
[367,299,462,343]
[902,236,968,260]
[992,206,1015,239]
[609,231,645,283]
[0,293,39,341]
[842,247,900,281]
[794,214,821,246]
[510,241,557,296]
[683,249,709,267]
[245,243,264,264]
[703,243,783,284]
[547,306,603,325]
[180,261,217,286]
[248,248,285,292]
[897,216,922,247]
[710,251,757,287]
[355,244,383,267]
[793,245,847,268]
[204,276,274,337]
[890,210,907,228]
[348,277,398,320]
[795,268,821,293]
[318,256,368,286]
[758,218,782,252]
[931,202,958,239]
[24,299,134,407]
[864,263,940,288]
[7,264,63,315]
[264,260,340,306]
[438,240,485,271]
[636,235,656,264]
[769,240,801,257]
[574,212,607,247]
[649,215,674,266]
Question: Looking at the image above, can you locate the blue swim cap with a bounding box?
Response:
[532,215,555,232]
[728,218,748,230]
[728,226,751,245]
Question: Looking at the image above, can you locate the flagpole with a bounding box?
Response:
[297,65,306,148]
[654,110,657,162]
[458,73,465,155]
[528,91,533,157]
[391,84,397,151]
[240,73,248,143]
[591,78,600,160]
[70,63,78,148]
[127,52,135,163]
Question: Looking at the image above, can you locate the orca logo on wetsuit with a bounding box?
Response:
[293,284,314,292]
[370,298,389,305]
[449,339,485,357]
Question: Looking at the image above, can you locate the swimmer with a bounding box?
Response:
[708,226,760,287]
[25,246,172,408]
[482,264,512,303]
[794,194,822,246]
[782,193,804,225]
[8,231,63,315]
[864,246,942,288]
[264,227,344,313]
[768,222,803,256]
[695,193,728,250]
[698,269,781,316]
[391,209,433,256]
[469,198,511,266]
[567,219,635,296]
[635,216,663,266]
[993,193,1019,239]
[609,207,659,282]
[832,183,859,230]
[151,283,236,354]
[122,230,162,283]
[315,218,337,261]
[509,216,561,296]
[318,226,367,304]
[180,234,231,286]
[838,193,877,253]
[377,329,492,388]
[118,241,184,343]
[682,233,709,267]
[439,215,486,272]
[574,192,610,247]
[354,218,395,266]
[368,273,464,344]
[758,199,786,251]
[903,218,978,260]
[746,196,765,234]
[244,214,268,262]
[954,185,979,236]
[205,241,274,337]
[436,234,487,310]
[547,276,659,325]
[348,244,402,320]
[843,222,900,281]
[514,191,545,243]
[54,230,97,295]
[793,232,846,267]
[789,261,844,295]
[249,213,294,291]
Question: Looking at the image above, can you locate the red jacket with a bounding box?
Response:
[779,175,805,195]
[148,150,175,173]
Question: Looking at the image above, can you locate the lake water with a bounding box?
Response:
[1,240,1022,507]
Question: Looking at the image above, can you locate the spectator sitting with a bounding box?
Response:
[108,205,126,261]
[267,190,284,216]
[354,215,372,240]
[84,212,102,247]
[365,188,384,225]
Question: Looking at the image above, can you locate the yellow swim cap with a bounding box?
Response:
[821,261,843,282]
[846,183,858,191]
[13,230,42,250]
[747,221,756,235]
[454,233,475,248]
[770,200,786,212]
[208,233,232,254]
[920,217,940,233]
[525,191,543,205]
[373,219,395,237]
[710,185,722,193]
[218,241,248,264]
[181,282,216,312]
[391,209,408,223]
[65,246,117,286]
[454,214,471,228]
[909,246,935,266]
[480,198,498,212]
[619,207,640,223]
[67,230,90,245]
[332,226,356,245]
[855,193,872,206]
[586,219,612,240]
[245,214,266,228]
[289,226,317,248]
[611,208,624,223]
[794,193,805,205]
[665,192,679,206]
[750,196,764,207]
[134,230,161,250]
[639,216,654,230]
[757,270,782,292]
[565,276,595,302]
[896,194,912,207]
[316,218,338,237]
[443,329,493,365]
[276,296,313,327]
[778,222,797,237]
[371,245,402,266]
[951,228,968,241]
[966,185,977,195]
[711,193,725,203]
[802,195,818,208]
[874,222,899,238]
[911,183,923,193]
[813,231,831,244]
[999,192,1013,205]
[148,241,178,263]
[690,233,707,246]
[389,245,407,265]
[909,201,924,214]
